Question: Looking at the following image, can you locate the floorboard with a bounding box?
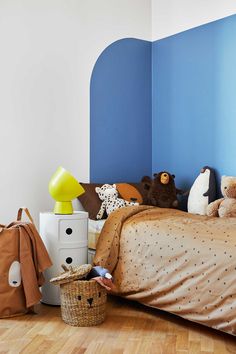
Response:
[0,296,235,354]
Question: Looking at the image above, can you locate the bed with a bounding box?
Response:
[93,205,236,336]
[88,218,106,263]
[88,219,106,249]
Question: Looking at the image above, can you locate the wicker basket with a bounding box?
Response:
[50,264,107,327]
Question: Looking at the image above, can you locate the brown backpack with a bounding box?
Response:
[0,208,52,318]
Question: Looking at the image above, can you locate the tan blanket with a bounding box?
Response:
[94,206,236,336]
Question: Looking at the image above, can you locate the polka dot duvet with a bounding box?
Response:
[94,205,236,336]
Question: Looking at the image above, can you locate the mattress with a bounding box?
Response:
[94,205,236,336]
[88,219,106,250]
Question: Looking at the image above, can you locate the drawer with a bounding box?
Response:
[59,219,87,243]
[59,247,88,267]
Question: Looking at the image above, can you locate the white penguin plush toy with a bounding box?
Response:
[188,166,216,215]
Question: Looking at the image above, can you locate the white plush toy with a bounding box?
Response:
[95,184,138,220]
[187,166,216,215]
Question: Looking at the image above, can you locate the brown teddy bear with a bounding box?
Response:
[141,171,182,208]
[207,175,236,217]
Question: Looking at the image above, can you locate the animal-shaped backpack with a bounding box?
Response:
[95,184,138,219]
[0,208,52,318]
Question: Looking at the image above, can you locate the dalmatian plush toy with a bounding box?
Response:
[95,184,138,220]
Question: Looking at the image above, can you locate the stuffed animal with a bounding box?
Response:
[141,171,182,208]
[188,166,216,215]
[95,184,138,220]
[207,175,236,217]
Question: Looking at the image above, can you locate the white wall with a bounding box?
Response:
[152,0,236,40]
[0,0,151,225]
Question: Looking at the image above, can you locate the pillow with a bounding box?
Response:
[116,183,143,204]
[78,182,147,220]
[78,183,104,220]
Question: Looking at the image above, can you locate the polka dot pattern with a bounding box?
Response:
[93,205,236,336]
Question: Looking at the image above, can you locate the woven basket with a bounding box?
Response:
[50,264,107,326]
[60,279,107,326]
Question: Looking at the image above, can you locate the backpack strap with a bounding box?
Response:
[17,208,35,225]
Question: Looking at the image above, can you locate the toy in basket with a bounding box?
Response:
[50,264,107,326]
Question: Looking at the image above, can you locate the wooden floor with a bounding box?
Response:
[0,296,235,354]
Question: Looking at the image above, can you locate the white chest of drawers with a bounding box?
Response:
[40,211,88,305]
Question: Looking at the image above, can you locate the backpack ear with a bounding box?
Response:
[153,173,157,178]
[95,187,100,193]
[112,184,116,189]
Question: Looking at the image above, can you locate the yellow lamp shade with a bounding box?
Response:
[49,166,85,214]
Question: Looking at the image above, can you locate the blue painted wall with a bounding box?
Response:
[90,15,236,189]
[152,15,236,190]
[90,38,152,183]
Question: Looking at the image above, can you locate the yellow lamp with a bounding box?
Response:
[49,166,85,214]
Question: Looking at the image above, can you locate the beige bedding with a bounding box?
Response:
[94,205,236,336]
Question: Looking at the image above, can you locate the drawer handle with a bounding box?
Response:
[66,228,73,235]
[66,257,73,264]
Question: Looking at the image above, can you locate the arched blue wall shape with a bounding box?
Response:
[90,38,152,183]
